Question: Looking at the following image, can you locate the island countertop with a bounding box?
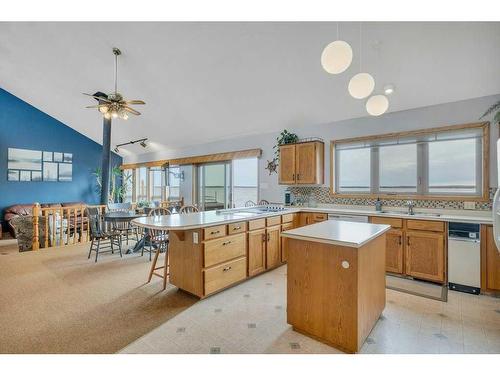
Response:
[280,220,391,248]
[131,208,300,231]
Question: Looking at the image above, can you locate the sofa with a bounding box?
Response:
[4,202,87,238]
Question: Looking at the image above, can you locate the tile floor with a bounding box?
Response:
[120,265,500,354]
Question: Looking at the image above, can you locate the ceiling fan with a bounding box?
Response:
[84,47,145,120]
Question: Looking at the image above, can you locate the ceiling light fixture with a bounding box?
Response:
[366,95,389,116]
[114,147,119,153]
[114,138,148,152]
[321,23,353,74]
[384,84,395,95]
[140,140,147,148]
[348,23,375,99]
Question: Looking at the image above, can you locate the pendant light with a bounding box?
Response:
[366,94,389,116]
[348,23,374,99]
[321,23,353,74]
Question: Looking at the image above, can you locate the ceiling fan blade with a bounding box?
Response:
[123,100,146,105]
[83,93,112,103]
[123,106,141,115]
[85,104,109,109]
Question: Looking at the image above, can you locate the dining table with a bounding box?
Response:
[104,211,147,254]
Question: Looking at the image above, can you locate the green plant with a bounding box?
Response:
[93,165,132,203]
[136,200,151,209]
[480,100,500,124]
[273,129,299,162]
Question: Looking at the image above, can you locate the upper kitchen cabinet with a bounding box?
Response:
[278,141,324,185]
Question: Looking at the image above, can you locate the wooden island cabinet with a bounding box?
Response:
[481,225,500,293]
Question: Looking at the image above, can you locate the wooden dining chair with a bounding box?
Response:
[258,199,270,205]
[179,205,199,214]
[146,207,171,290]
[107,202,138,245]
[245,200,256,207]
[86,207,122,262]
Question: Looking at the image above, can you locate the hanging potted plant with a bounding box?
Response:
[480,100,500,125]
[266,130,299,175]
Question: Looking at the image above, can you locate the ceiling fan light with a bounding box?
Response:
[121,112,129,120]
[348,73,375,99]
[111,111,118,119]
[99,105,109,114]
[321,40,353,74]
[366,95,389,116]
[104,112,112,119]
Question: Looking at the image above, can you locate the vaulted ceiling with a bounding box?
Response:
[1,22,499,155]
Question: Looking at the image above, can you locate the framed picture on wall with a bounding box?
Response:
[63,153,72,163]
[8,170,19,181]
[43,162,58,181]
[8,148,42,170]
[53,152,63,162]
[43,151,53,162]
[58,163,72,182]
[20,170,31,181]
[32,171,42,181]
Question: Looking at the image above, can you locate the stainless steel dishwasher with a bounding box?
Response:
[448,222,481,295]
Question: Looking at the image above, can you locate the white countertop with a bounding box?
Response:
[295,204,493,224]
[131,204,493,230]
[132,208,300,231]
[280,220,391,248]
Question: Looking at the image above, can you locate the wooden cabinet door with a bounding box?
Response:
[295,142,316,184]
[386,229,404,274]
[405,231,445,283]
[248,229,266,277]
[298,212,312,227]
[266,225,281,269]
[278,144,296,184]
[281,222,294,262]
[485,226,500,291]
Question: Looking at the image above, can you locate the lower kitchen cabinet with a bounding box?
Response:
[266,225,281,269]
[386,229,404,274]
[248,228,266,277]
[405,230,445,283]
[483,226,500,291]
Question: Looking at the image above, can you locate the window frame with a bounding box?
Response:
[330,122,491,202]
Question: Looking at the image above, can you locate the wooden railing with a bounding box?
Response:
[32,203,106,250]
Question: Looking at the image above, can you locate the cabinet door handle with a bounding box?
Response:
[297,173,300,180]
[222,240,232,246]
[223,266,232,272]
[210,230,220,235]
[267,233,270,241]
[292,173,295,181]
[262,233,266,242]
[407,237,410,246]
[399,235,402,245]
[233,226,241,230]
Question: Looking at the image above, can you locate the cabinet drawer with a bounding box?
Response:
[248,218,266,231]
[311,212,327,222]
[371,216,403,229]
[204,257,247,295]
[204,224,227,240]
[227,221,247,235]
[266,216,281,227]
[281,213,294,223]
[204,233,247,267]
[406,219,444,232]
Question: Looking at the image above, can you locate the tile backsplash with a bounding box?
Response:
[288,186,494,211]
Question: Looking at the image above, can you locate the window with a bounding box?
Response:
[166,166,181,200]
[379,144,417,193]
[135,167,148,202]
[232,158,258,207]
[149,167,164,203]
[336,147,371,192]
[332,123,488,199]
[122,169,133,203]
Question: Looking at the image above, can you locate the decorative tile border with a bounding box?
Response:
[288,187,494,211]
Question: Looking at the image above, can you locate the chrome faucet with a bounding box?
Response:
[406,200,415,215]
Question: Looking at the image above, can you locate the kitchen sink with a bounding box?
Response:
[379,210,441,217]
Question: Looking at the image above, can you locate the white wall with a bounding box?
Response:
[126,94,500,203]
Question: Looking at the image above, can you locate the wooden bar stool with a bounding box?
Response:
[147,207,171,290]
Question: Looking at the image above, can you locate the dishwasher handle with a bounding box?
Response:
[448,236,480,244]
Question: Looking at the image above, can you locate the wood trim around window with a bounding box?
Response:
[120,148,262,170]
[330,121,492,202]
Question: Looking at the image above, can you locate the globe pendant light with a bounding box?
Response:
[348,23,374,99]
[366,95,389,116]
[320,24,352,74]
[348,72,375,99]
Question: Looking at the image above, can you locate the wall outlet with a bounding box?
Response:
[193,232,199,244]
[463,202,476,210]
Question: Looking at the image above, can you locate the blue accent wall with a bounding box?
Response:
[0,88,122,224]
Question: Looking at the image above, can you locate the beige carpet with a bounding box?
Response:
[0,238,197,353]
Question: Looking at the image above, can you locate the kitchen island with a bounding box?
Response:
[281,220,391,353]
[132,208,300,298]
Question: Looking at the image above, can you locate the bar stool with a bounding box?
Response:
[146,207,171,290]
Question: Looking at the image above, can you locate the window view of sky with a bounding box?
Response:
[379,144,417,192]
[337,148,370,191]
